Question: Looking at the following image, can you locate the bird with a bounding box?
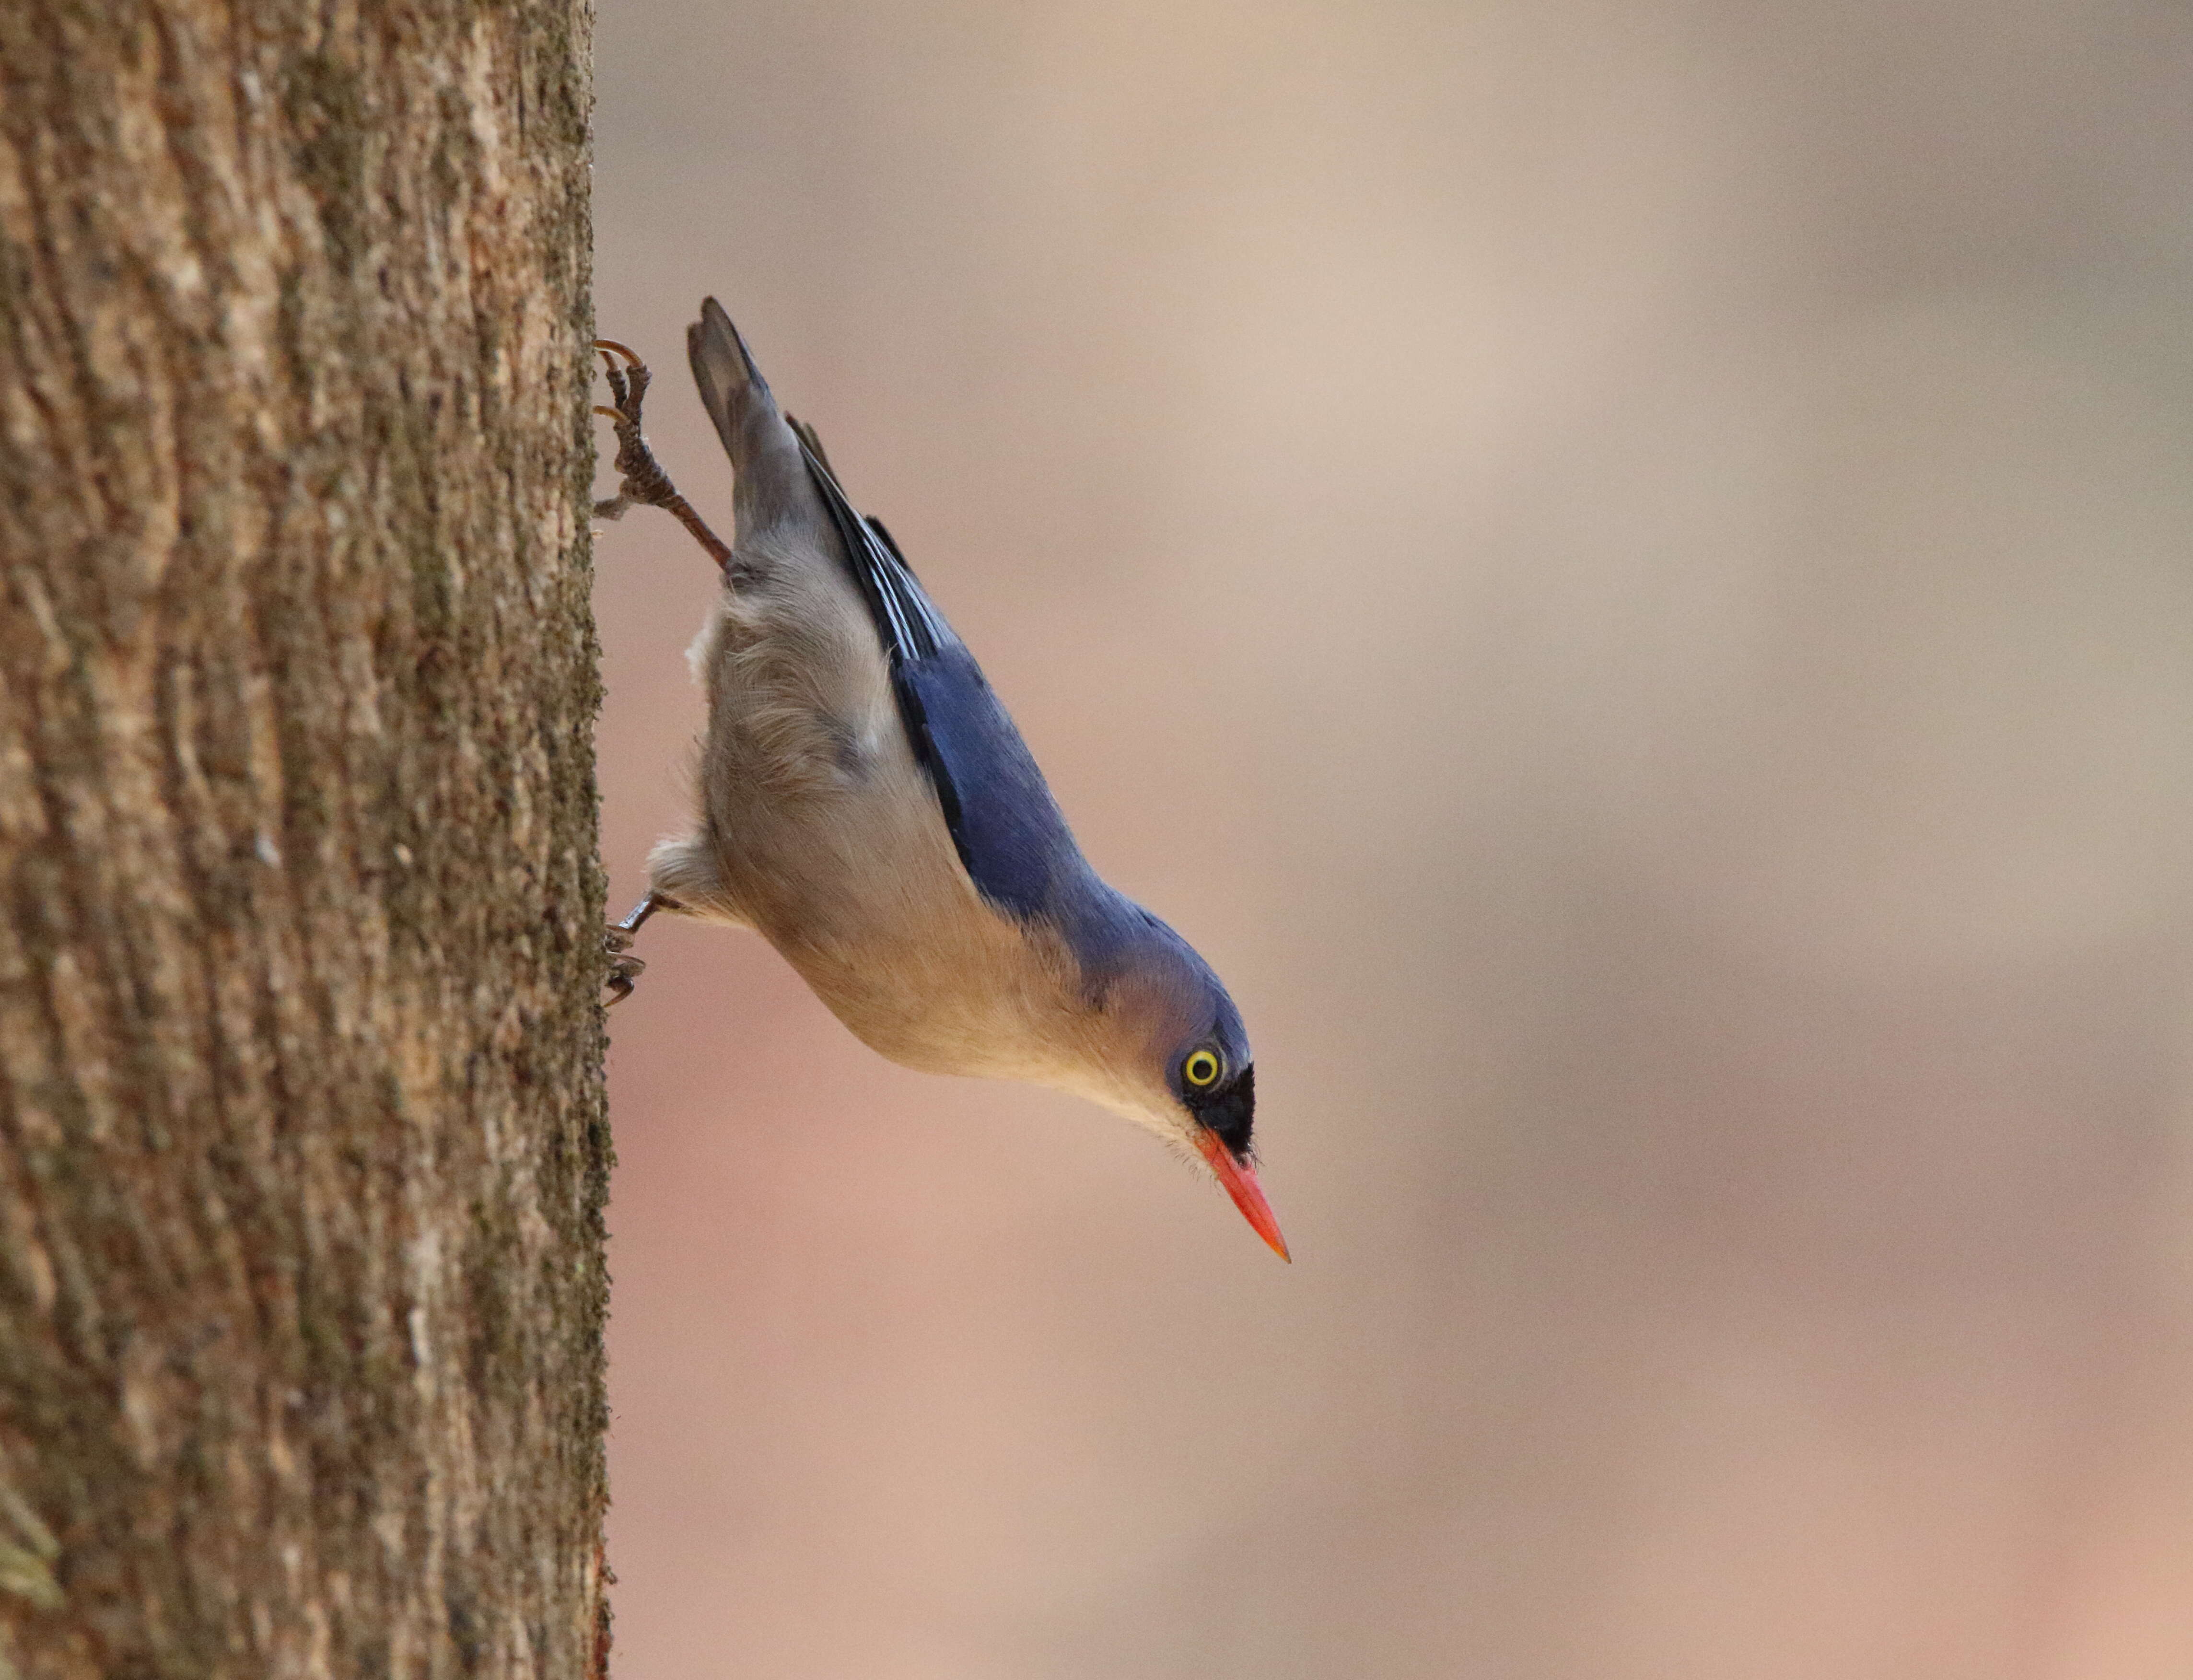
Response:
[592,300,1286,1260]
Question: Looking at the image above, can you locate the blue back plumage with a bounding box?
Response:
[897,643,1083,920]
[792,428,1091,925]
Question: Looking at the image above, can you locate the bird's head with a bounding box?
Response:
[1058,906,1289,1260]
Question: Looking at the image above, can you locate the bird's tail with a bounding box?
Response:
[687,297,812,536]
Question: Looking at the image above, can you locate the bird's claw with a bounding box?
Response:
[593,338,651,422]
[591,338,670,521]
[604,922,645,1006]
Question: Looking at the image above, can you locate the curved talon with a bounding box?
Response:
[593,352,649,426]
[593,338,642,365]
[604,922,646,1006]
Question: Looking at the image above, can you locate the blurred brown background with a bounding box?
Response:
[589,4,2193,1675]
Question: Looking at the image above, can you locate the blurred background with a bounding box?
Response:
[589,4,2193,1676]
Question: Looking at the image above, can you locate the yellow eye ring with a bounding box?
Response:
[1183,1049,1222,1088]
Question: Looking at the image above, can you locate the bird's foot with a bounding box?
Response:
[603,923,645,1006]
[590,340,734,569]
[602,890,677,1007]
[590,339,661,518]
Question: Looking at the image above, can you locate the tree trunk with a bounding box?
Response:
[0,1,607,1675]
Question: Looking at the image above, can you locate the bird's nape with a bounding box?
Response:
[1194,1130,1291,1261]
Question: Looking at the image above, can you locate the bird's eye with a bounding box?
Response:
[1183,1049,1222,1089]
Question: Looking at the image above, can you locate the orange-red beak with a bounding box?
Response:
[1194,1131,1292,1261]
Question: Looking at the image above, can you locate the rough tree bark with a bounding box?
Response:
[0,1,607,1675]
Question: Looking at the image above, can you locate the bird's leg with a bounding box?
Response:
[603,890,672,1007]
[591,339,735,572]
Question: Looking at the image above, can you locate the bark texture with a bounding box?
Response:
[0,1,607,1675]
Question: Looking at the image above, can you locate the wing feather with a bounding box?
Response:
[789,423,1081,920]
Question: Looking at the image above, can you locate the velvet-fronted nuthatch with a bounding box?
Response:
[594,301,1286,1259]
